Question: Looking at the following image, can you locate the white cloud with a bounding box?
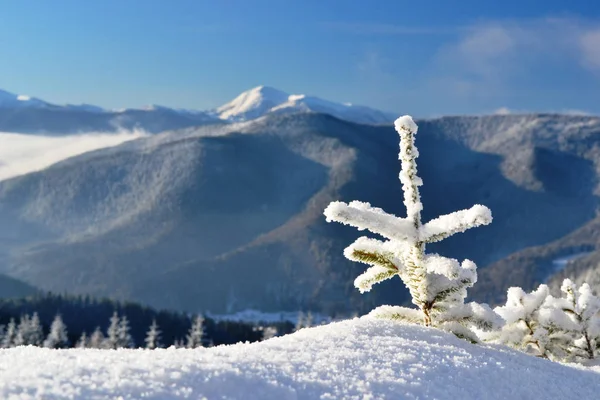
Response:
[580,29,600,70]
[436,18,600,94]
[0,130,147,181]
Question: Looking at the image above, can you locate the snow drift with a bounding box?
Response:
[0,317,597,399]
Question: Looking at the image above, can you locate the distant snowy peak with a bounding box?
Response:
[0,89,50,109]
[0,85,396,125]
[0,89,106,112]
[216,86,291,121]
[215,86,397,125]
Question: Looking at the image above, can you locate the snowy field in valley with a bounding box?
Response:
[0,317,598,400]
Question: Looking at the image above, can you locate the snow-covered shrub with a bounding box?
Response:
[324,115,499,342]
[493,279,600,362]
[492,285,553,357]
[540,279,600,361]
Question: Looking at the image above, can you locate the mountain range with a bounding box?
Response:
[0,86,396,135]
[1,91,600,313]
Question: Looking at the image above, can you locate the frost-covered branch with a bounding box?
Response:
[324,115,497,341]
[420,205,492,243]
[324,201,416,241]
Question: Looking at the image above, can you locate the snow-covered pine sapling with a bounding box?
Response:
[493,285,553,358]
[186,315,206,348]
[145,319,162,349]
[324,115,498,341]
[43,314,70,349]
[539,279,600,361]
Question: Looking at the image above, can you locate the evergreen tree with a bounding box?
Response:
[186,315,205,348]
[88,327,105,349]
[117,315,134,348]
[43,314,70,349]
[145,319,162,349]
[324,115,500,342]
[2,318,17,348]
[493,285,553,358]
[29,312,44,346]
[294,312,305,332]
[305,312,313,328]
[104,312,120,349]
[261,326,278,341]
[539,279,600,361]
[76,332,89,349]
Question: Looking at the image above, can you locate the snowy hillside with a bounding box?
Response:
[0,317,598,399]
[214,85,396,124]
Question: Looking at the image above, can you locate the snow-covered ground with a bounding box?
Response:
[1,317,598,399]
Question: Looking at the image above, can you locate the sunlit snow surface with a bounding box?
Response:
[0,317,598,399]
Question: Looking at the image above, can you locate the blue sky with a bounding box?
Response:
[1,0,599,116]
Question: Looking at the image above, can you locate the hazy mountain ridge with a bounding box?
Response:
[0,86,395,135]
[2,113,599,312]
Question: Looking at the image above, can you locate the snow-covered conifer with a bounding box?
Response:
[76,332,89,349]
[492,285,552,357]
[305,312,313,328]
[539,279,600,361]
[145,319,162,349]
[262,326,278,341]
[186,315,205,348]
[324,115,499,342]
[0,325,4,347]
[294,312,305,332]
[88,327,105,349]
[28,313,44,346]
[14,314,42,346]
[105,312,120,349]
[117,315,134,349]
[2,318,17,348]
[43,314,69,349]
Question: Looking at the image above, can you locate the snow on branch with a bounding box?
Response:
[368,305,424,324]
[354,267,399,294]
[324,115,496,342]
[324,201,416,241]
[420,204,492,243]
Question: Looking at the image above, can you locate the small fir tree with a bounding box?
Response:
[76,332,89,349]
[28,313,44,346]
[539,279,600,361]
[492,285,553,358]
[324,115,499,342]
[105,312,121,349]
[89,327,105,349]
[294,312,305,332]
[117,315,134,349]
[2,318,17,348]
[43,314,70,349]
[186,315,205,349]
[145,319,162,349]
[14,314,43,346]
[261,326,278,341]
